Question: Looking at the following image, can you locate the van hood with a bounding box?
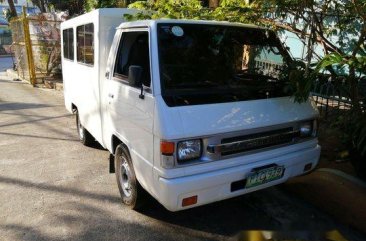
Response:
[155,97,318,139]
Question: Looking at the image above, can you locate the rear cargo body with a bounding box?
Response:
[61,13,321,211]
[61,8,136,145]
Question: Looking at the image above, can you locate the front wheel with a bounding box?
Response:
[115,144,147,210]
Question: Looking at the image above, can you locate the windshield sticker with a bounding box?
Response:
[171,26,184,37]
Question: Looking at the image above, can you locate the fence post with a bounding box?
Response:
[22,6,36,86]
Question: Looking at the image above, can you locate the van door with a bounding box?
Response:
[104,28,155,192]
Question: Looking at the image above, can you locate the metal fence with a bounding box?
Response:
[311,75,366,117]
[9,8,65,85]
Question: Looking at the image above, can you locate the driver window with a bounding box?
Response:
[113,31,151,87]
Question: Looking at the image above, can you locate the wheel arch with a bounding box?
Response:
[71,103,77,113]
[112,135,129,156]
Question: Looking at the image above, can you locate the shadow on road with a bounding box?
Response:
[138,193,281,235]
[0,78,27,84]
[0,102,53,112]
[0,131,79,142]
[136,186,362,238]
[0,113,72,128]
[0,176,121,204]
[0,175,363,241]
[1,201,218,241]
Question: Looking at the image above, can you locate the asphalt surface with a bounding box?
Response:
[0,57,13,72]
[283,169,366,232]
[0,66,365,241]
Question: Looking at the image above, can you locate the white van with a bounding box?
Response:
[61,9,321,211]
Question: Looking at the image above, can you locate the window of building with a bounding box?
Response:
[113,31,151,87]
[77,23,94,65]
[62,28,74,60]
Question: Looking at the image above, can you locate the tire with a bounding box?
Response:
[76,111,94,146]
[115,144,147,210]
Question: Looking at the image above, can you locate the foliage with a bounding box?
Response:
[126,0,260,22]
[29,0,47,13]
[38,43,61,77]
[316,48,366,155]
[48,0,86,16]
[126,0,213,20]
[286,62,315,103]
[84,0,137,12]
[46,0,138,16]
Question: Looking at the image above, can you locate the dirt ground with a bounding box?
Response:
[316,113,358,176]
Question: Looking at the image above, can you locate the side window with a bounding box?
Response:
[62,28,74,60]
[113,31,151,87]
[77,23,94,65]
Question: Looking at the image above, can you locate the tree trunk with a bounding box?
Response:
[209,0,219,8]
[7,0,17,17]
[38,0,47,13]
[31,0,47,13]
[348,66,360,112]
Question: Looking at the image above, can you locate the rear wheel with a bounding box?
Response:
[115,144,147,210]
[76,111,94,146]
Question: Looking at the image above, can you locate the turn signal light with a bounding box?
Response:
[182,195,197,207]
[161,141,175,155]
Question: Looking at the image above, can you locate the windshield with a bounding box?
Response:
[157,23,292,106]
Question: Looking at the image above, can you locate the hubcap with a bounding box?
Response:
[120,157,132,197]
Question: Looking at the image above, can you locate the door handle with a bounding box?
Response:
[105,71,110,78]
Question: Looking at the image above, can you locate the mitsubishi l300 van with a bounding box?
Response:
[61,9,320,211]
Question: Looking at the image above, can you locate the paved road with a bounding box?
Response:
[0,57,13,72]
[0,72,365,241]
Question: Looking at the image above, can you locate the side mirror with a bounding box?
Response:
[128,65,143,87]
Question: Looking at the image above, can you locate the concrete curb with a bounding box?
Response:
[283,169,366,233]
[0,55,14,58]
[317,168,366,188]
[5,68,63,91]
[6,68,26,82]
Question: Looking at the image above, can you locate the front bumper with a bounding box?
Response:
[156,143,321,211]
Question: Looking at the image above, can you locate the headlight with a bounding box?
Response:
[177,139,202,162]
[300,122,312,137]
[300,120,317,137]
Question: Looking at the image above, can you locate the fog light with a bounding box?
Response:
[304,163,312,172]
[182,195,197,207]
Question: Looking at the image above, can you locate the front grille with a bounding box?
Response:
[220,128,299,156]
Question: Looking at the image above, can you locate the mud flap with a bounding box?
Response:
[109,154,115,173]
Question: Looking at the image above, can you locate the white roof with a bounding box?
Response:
[61,8,137,29]
[117,19,265,30]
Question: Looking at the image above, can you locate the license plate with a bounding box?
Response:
[245,166,285,188]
